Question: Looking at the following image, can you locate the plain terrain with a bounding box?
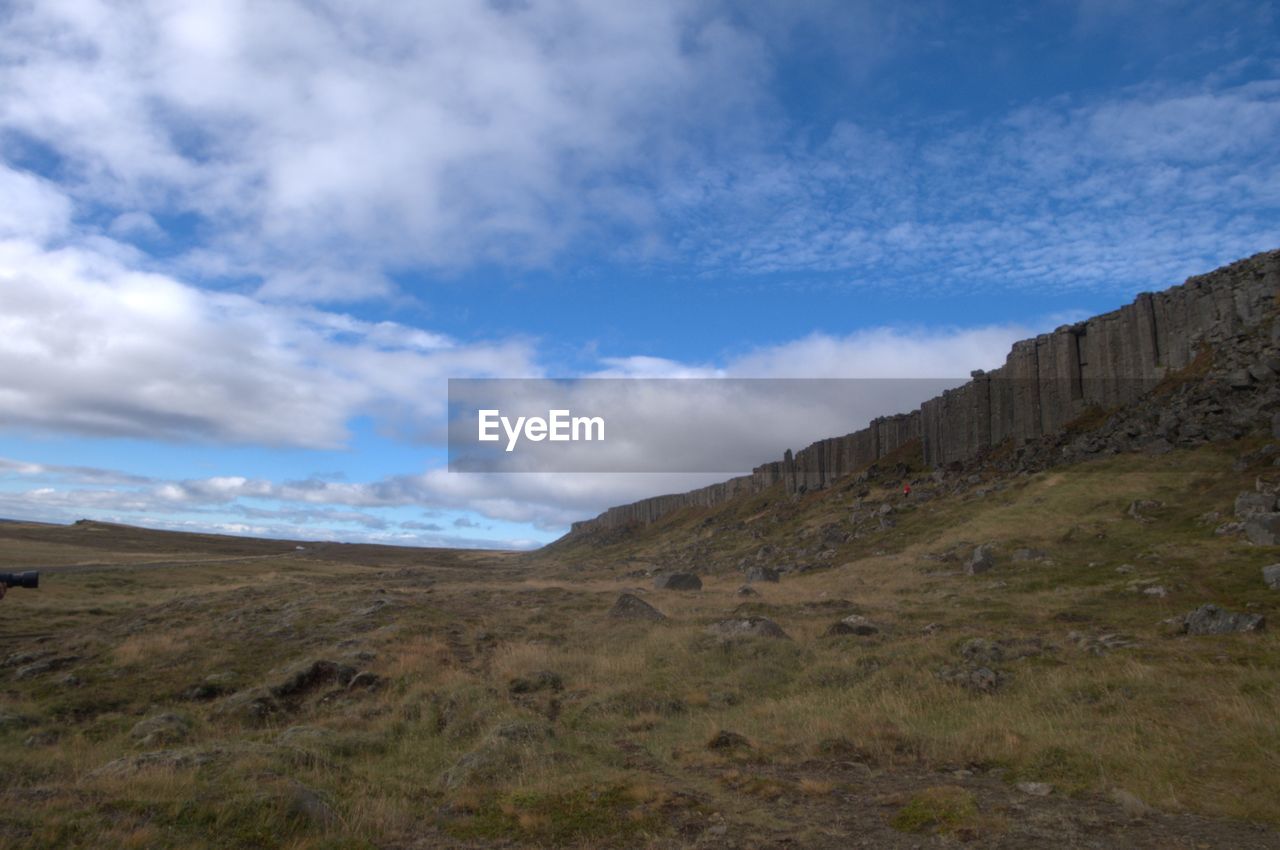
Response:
[1,437,1279,848]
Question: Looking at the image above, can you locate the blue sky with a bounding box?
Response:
[1,0,1278,548]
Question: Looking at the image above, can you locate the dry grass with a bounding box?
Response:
[0,438,1277,847]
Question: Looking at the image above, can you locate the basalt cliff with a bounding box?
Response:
[564,249,1280,539]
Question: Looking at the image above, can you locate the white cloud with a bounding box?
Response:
[673,77,1280,291]
[0,235,540,447]
[0,165,72,241]
[0,0,771,295]
[0,317,1023,537]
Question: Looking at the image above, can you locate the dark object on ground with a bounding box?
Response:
[0,571,39,589]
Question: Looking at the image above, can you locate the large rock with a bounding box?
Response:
[1245,513,1280,545]
[608,592,666,622]
[744,566,780,584]
[1179,604,1266,635]
[706,617,790,641]
[654,572,702,591]
[966,544,995,575]
[1235,491,1277,518]
[1264,564,1280,590]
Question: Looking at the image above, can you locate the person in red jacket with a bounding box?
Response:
[903,482,911,498]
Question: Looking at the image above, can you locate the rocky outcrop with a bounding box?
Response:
[1179,604,1266,635]
[564,250,1280,539]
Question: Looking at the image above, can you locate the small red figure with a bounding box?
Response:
[903,482,912,498]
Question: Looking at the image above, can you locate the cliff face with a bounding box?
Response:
[566,250,1280,538]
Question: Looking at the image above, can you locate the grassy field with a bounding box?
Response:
[1,438,1278,848]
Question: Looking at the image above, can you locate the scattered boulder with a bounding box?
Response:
[608,592,667,622]
[1127,499,1163,522]
[1179,604,1266,635]
[735,585,759,598]
[706,730,750,751]
[744,566,780,584]
[1263,564,1280,590]
[1236,491,1277,518]
[1245,513,1280,545]
[1011,548,1047,562]
[654,573,702,591]
[966,545,995,575]
[130,713,192,747]
[706,617,790,641]
[824,614,881,637]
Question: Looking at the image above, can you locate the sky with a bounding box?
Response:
[0,0,1278,549]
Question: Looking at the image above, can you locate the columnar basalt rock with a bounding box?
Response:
[564,250,1280,538]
